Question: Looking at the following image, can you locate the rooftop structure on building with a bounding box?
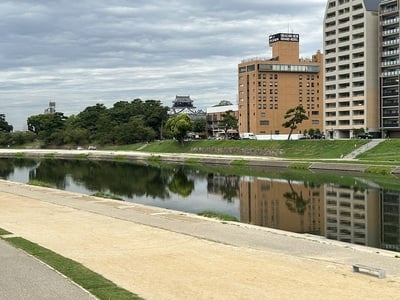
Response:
[323,0,380,139]
[44,101,56,114]
[238,32,323,140]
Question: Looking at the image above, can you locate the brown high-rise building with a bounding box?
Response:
[238,33,323,138]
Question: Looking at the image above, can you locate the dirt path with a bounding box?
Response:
[0,183,399,299]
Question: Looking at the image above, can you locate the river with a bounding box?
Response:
[1,157,399,252]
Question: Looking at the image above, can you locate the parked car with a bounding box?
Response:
[358,133,373,139]
[311,133,325,139]
[88,145,97,150]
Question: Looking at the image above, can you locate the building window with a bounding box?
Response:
[260,120,269,125]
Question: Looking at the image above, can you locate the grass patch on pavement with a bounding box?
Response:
[0,228,11,235]
[3,236,142,300]
[28,180,53,188]
[198,211,238,222]
[92,191,123,201]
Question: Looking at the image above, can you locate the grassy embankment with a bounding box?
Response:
[110,139,370,159]
[110,139,400,163]
[110,139,400,174]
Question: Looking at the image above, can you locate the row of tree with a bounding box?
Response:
[1,100,309,146]
[0,99,220,147]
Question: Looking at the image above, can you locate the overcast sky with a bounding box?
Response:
[0,0,327,130]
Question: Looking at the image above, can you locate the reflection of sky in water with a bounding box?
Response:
[6,165,240,219]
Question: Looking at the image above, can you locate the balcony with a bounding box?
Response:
[383,99,399,107]
[382,28,400,36]
[382,49,399,57]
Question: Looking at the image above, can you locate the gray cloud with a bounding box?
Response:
[0,0,326,130]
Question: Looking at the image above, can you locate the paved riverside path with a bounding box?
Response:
[0,180,400,299]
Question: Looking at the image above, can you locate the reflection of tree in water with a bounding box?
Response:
[283,180,310,216]
[167,167,194,197]
[29,160,171,199]
[0,158,38,179]
[29,159,68,189]
[207,173,239,202]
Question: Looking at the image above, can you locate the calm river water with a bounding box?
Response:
[1,157,399,253]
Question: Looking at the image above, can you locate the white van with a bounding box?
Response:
[240,132,257,140]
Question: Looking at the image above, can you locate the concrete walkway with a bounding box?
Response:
[0,239,95,300]
[343,139,385,159]
[0,180,399,299]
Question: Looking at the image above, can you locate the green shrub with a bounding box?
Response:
[230,160,247,166]
[289,162,311,170]
[14,152,25,159]
[365,166,393,176]
[185,158,200,164]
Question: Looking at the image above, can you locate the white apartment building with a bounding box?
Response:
[324,0,380,139]
[379,0,400,138]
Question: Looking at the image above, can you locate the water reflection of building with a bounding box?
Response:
[239,178,324,235]
[324,184,380,248]
[207,174,240,201]
[381,191,400,252]
[209,173,400,252]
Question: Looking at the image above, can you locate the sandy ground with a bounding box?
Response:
[0,183,399,299]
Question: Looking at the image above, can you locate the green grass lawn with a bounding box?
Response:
[357,139,400,162]
[110,139,370,159]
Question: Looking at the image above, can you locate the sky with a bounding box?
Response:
[0,0,327,130]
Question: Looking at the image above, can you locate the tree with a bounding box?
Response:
[192,118,206,135]
[218,110,238,139]
[282,105,308,140]
[73,103,107,137]
[165,114,192,145]
[27,112,67,145]
[0,114,13,133]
